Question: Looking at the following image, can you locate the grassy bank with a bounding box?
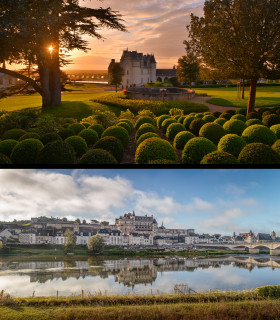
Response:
[1,290,280,320]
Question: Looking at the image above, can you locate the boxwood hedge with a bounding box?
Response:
[78,149,118,164]
[238,143,280,164]
[166,123,186,140]
[218,134,247,158]
[37,141,76,164]
[200,151,239,164]
[199,122,227,145]
[93,136,124,163]
[223,119,247,136]
[173,131,195,150]
[11,138,44,164]
[65,136,88,157]
[241,124,277,146]
[0,139,18,157]
[101,126,129,148]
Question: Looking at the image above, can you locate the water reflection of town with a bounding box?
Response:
[1,256,280,287]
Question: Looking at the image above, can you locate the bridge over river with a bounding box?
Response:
[195,242,280,256]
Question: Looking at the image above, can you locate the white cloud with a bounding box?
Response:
[185,197,215,212]
[224,184,245,196]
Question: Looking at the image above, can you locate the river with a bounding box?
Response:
[0,255,279,297]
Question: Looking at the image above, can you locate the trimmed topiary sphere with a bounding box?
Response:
[246,111,260,120]
[258,108,270,118]
[174,115,181,121]
[202,115,216,123]
[37,141,75,164]
[195,113,204,119]
[93,136,124,163]
[135,137,177,164]
[219,112,232,120]
[223,119,247,136]
[19,132,40,141]
[218,134,247,158]
[136,132,159,148]
[231,114,247,122]
[147,159,176,164]
[262,110,273,119]
[212,111,222,118]
[117,121,131,134]
[68,123,86,135]
[102,126,129,148]
[78,149,117,164]
[189,118,206,136]
[183,116,196,130]
[199,122,226,145]
[166,123,186,140]
[182,137,217,164]
[161,118,177,134]
[40,133,62,145]
[0,139,18,157]
[225,109,236,115]
[238,143,280,164]
[65,136,87,157]
[135,116,155,131]
[214,118,227,126]
[119,119,133,131]
[200,151,239,164]
[0,153,12,164]
[173,131,195,150]
[270,124,280,139]
[2,129,26,141]
[241,124,277,146]
[135,123,156,141]
[204,112,212,115]
[79,129,99,145]
[178,116,186,124]
[246,119,263,127]
[236,108,247,116]
[88,124,105,138]
[58,128,75,140]
[157,115,171,129]
[81,123,90,128]
[11,139,44,164]
[272,139,280,156]
[262,114,280,127]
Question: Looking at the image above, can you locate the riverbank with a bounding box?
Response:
[0,288,280,320]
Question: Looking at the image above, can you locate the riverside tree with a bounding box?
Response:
[64,229,76,253]
[108,62,125,92]
[185,0,280,114]
[87,234,105,254]
[177,53,200,89]
[0,0,126,107]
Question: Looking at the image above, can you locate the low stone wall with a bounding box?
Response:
[123,87,195,101]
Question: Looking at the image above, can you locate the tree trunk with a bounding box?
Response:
[242,79,245,100]
[247,78,258,114]
[49,42,61,106]
[189,79,192,90]
[39,65,52,108]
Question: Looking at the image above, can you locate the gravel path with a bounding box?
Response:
[190,96,239,112]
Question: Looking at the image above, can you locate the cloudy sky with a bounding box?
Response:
[66,0,205,70]
[0,169,279,236]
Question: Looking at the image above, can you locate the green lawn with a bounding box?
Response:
[195,86,280,108]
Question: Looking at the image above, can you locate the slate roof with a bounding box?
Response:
[256,233,272,241]
[156,69,177,77]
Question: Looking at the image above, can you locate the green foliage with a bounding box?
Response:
[182,137,217,164]
[88,124,105,138]
[147,159,177,164]
[219,112,232,120]
[65,136,87,157]
[137,109,156,119]
[58,128,75,140]
[157,115,171,129]
[270,125,280,139]
[262,110,273,119]
[88,235,105,254]
[262,114,280,127]
[136,132,159,148]
[199,122,226,145]
[135,116,155,131]
[241,125,277,146]
[101,126,129,148]
[214,118,227,126]
[257,285,280,298]
[218,134,247,158]
[108,62,124,87]
[119,109,135,123]
[189,118,206,136]
[173,131,195,150]
[169,108,184,117]
[195,113,204,119]
[37,141,76,164]
[177,53,200,88]
[231,114,246,122]
[246,111,260,120]
[200,151,239,164]
[40,133,62,145]
[212,111,222,118]
[272,139,280,156]
[82,110,118,129]
[68,123,86,135]
[64,229,77,253]
[236,108,247,116]
[19,132,40,141]
[178,116,186,124]
[117,121,131,134]
[202,115,216,123]
[135,123,156,141]
[223,119,247,136]
[78,149,117,164]
[166,123,186,140]
[34,115,61,135]
[0,139,18,157]
[0,153,12,164]
[10,139,43,164]
[118,118,133,131]
[225,109,237,116]
[2,128,26,140]
[161,119,177,134]
[238,143,280,164]
[93,136,124,163]
[135,137,178,164]
[79,129,99,145]
[246,119,263,127]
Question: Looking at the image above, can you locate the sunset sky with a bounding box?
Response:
[66,0,205,70]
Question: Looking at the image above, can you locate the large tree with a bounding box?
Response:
[185,0,280,114]
[177,52,200,89]
[0,0,126,107]
[64,228,76,253]
[108,62,124,92]
[87,234,105,254]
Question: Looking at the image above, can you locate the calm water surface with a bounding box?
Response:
[1,255,280,297]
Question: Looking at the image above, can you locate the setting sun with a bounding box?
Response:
[48,45,53,53]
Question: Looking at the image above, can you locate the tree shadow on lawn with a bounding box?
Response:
[41,101,93,121]
[206,98,241,107]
